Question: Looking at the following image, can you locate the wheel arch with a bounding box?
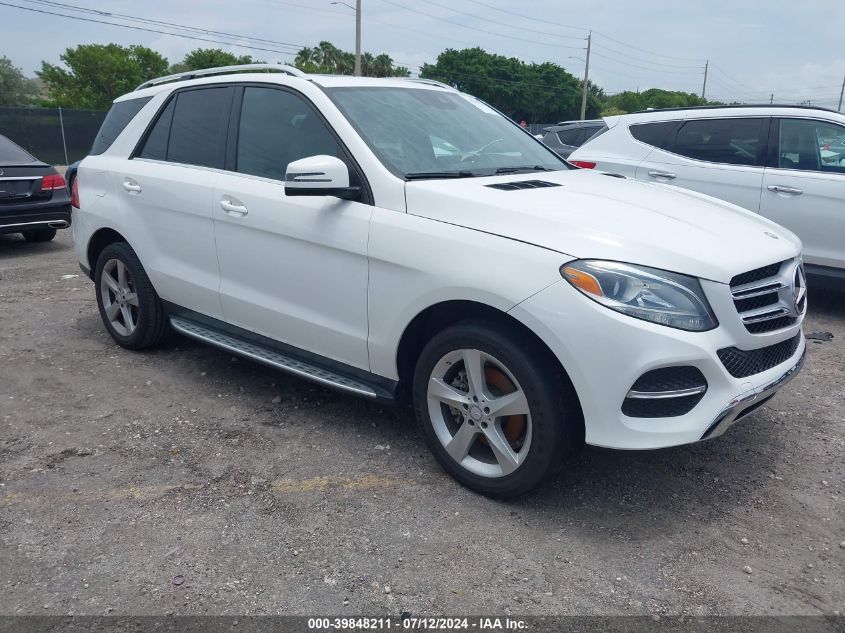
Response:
[395,299,584,440]
[86,227,131,278]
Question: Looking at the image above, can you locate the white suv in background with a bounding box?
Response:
[73,65,805,498]
[568,105,845,282]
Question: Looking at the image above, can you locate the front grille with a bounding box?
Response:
[730,262,782,287]
[717,333,801,378]
[621,366,707,418]
[729,259,800,334]
[745,316,797,334]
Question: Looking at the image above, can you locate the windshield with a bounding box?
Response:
[326,86,569,179]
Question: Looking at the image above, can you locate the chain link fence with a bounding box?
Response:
[0,107,106,166]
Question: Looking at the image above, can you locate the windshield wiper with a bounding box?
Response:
[494,165,552,174]
[405,170,477,180]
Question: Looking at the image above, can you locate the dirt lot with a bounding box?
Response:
[0,230,843,617]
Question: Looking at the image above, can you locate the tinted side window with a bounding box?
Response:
[236,87,344,181]
[629,121,679,150]
[673,118,765,166]
[556,128,581,146]
[90,97,152,155]
[138,98,175,161]
[0,134,35,162]
[166,87,233,169]
[778,118,845,174]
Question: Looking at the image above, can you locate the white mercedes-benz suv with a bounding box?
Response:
[72,65,806,498]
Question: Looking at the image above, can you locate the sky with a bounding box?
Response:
[2,0,844,109]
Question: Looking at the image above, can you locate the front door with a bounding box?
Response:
[213,85,372,370]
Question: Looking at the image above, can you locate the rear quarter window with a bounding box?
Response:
[629,121,680,151]
[0,134,36,163]
[90,96,152,156]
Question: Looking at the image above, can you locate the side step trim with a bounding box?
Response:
[170,316,379,399]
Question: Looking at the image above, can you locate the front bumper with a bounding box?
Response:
[509,279,806,450]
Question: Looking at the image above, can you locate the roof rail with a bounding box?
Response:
[402,78,454,90]
[135,64,308,91]
[632,104,841,115]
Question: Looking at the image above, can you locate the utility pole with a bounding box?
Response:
[579,30,591,121]
[839,74,844,112]
[701,60,708,100]
[354,0,362,76]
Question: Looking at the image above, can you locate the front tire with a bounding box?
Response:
[413,321,580,499]
[94,242,170,350]
[22,227,57,242]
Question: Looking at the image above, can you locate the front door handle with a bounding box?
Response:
[647,170,677,180]
[767,185,803,196]
[220,197,248,217]
[122,178,141,194]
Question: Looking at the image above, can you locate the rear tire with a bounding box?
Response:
[22,227,57,242]
[94,242,170,350]
[412,321,580,499]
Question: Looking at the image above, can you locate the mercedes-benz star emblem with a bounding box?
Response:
[793,264,807,316]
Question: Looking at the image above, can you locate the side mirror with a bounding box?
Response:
[284,155,360,201]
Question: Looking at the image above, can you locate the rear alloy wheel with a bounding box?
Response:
[95,242,170,349]
[413,322,579,499]
[21,227,57,242]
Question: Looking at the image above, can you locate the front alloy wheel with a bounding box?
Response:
[427,349,532,478]
[413,322,579,499]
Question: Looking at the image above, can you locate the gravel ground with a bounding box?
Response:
[0,230,843,617]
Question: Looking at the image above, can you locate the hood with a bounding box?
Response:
[404,169,801,284]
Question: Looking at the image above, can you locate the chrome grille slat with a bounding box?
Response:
[740,306,791,324]
[730,281,786,299]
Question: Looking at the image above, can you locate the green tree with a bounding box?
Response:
[0,55,36,106]
[604,88,722,114]
[169,48,258,73]
[38,44,168,109]
[294,41,409,77]
[420,48,601,122]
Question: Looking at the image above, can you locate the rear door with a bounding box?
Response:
[635,116,768,211]
[761,117,845,269]
[117,86,235,318]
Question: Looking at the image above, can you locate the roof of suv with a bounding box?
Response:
[607,104,845,126]
[123,64,455,102]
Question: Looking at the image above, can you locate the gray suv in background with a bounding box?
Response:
[540,119,607,158]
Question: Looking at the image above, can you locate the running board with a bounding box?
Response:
[170,316,379,398]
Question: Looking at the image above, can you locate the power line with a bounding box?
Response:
[421,0,585,42]
[376,0,583,50]
[0,1,301,56]
[23,0,305,50]
[590,51,704,75]
[464,0,587,32]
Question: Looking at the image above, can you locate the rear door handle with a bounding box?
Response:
[647,170,677,180]
[767,185,803,195]
[220,197,248,217]
[122,178,141,194]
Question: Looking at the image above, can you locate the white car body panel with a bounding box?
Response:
[761,166,845,269]
[73,73,806,453]
[403,169,799,283]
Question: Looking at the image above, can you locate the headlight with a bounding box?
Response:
[561,260,718,332]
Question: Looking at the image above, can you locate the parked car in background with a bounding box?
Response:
[568,105,845,281]
[540,119,607,158]
[0,133,71,242]
[74,66,805,498]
